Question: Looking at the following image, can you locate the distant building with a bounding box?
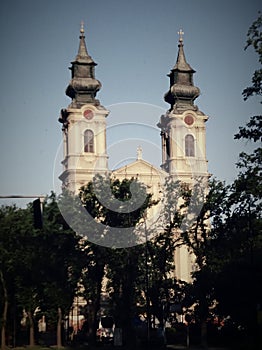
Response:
[58,25,209,283]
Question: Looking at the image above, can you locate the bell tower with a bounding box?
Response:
[158,30,209,184]
[158,31,210,283]
[59,24,109,193]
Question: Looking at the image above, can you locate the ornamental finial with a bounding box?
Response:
[80,21,85,35]
[178,29,184,43]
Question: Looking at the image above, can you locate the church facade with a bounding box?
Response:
[58,25,209,282]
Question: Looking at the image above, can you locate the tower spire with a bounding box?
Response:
[174,29,194,72]
[75,21,94,63]
[164,30,200,112]
[65,23,101,107]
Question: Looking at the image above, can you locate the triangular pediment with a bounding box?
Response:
[112,159,167,178]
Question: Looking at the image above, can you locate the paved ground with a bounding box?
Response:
[167,346,229,350]
[87,345,229,350]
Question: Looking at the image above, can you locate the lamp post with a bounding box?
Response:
[185,314,192,348]
[143,214,150,346]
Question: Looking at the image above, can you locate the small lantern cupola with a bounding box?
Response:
[66,23,101,107]
[164,30,200,112]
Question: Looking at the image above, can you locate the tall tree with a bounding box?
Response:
[204,13,262,346]
[0,194,84,349]
[0,204,37,349]
[180,177,230,347]
[37,193,84,348]
[78,175,154,348]
[242,12,262,101]
[145,177,189,330]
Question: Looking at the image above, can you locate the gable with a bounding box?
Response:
[112,159,167,178]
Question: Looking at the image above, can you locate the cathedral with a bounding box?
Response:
[58,25,209,282]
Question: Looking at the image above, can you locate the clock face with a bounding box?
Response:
[83,109,94,120]
[184,114,194,126]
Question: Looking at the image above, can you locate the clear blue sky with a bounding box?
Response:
[0,0,261,207]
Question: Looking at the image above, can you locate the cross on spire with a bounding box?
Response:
[137,145,143,160]
[178,29,184,43]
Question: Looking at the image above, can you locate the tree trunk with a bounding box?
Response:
[57,307,62,348]
[89,263,105,345]
[0,271,8,350]
[200,320,208,348]
[90,291,101,345]
[28,311,35,347]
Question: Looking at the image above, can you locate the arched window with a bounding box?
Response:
[185,134,195,157]
[84,129,94,153]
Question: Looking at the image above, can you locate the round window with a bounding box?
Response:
[184,114,194,126]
